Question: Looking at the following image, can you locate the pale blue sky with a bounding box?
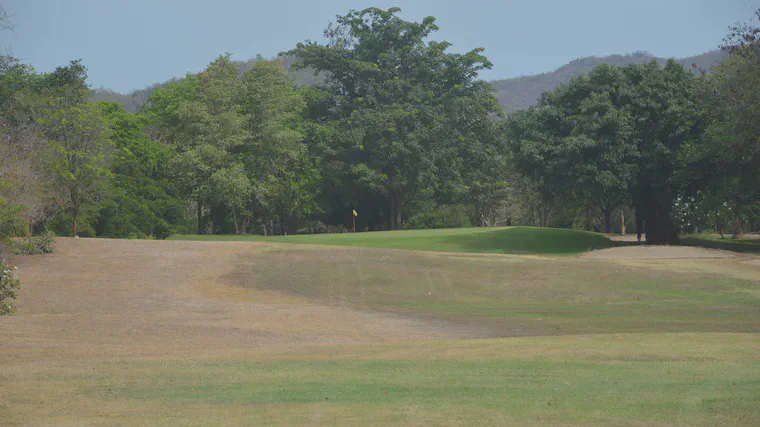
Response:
[2,0,757,93]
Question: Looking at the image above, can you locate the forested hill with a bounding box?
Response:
[92,50,727,113]
[491,50,727,112]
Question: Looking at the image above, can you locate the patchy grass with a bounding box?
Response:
[2,238,758,425]
[683,235,760,254]
[171,226,616,255]
[238,245,760,335]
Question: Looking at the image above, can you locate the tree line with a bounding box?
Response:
[1,7,758,247]
[508,9,760,243]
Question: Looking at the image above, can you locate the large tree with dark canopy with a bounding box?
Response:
[508,60,700,243]
[507,65,636,233]
[288,7,501,229]
[624,61,702,245]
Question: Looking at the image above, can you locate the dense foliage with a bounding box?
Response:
[505,10,760,241]
[1,6,758,251]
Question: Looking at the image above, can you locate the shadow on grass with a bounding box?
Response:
[445,227,616,255]
[681,236,760,254]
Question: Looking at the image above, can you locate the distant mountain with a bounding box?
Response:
[92,50,727,113]
[491,50,727,112]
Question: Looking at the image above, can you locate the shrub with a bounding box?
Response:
[0,197,27,244]
[152,221,172,240]
[298,220,328,234]
[406,205,473,230]
[0,260,21,315]
[11,232,55,255]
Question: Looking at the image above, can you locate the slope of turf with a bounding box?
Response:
[683,235,760,254]
[170,226,616,255]
[241,244,760,335]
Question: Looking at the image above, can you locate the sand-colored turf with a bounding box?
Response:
[4,239,480,354]
[1,237,758,425]
[583,245,735,259]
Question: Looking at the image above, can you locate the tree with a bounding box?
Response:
[288,7,498,229]
[34,61,112,237]
[209,163,251,234]
[151,55,249,234]
[41,101,113,237]
[702,9,760,237]
[625,61,702,245]
[95,102,186,238]
[238,60,313,234]
[561,67,634,233]
[507,60,700,242]
[0,55,52,232]
[507,65,635,233]
[0,4,14,31]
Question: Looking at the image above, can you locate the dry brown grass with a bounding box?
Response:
[1,238,758,425]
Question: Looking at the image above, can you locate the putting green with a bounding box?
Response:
[171,226,617,255]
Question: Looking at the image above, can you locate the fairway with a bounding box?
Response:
[1,233,759,425]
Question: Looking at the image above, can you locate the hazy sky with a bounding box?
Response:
[2,0,758,93]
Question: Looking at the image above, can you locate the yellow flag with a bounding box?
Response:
[353,209,358,217]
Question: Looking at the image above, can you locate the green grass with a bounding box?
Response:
[171,226,616,255]
[66,334,759,426]
[683,235,760,254]
[240,245,760,335]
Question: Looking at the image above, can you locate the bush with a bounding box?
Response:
[0,260,21,315]
[152,221,172,240]
[0,197,27,244]
[406,205,473,230]
[10,233,55,255]
[298,220,328,234]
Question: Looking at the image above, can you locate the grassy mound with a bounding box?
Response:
[171,226,615,255]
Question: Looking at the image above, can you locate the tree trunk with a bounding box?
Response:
[733,203,744,239]
[286,216,298,235]
[279,213,285,235]
[716,215,725,239]
[583,206,592,231]
[539,205,552,228]
[72,206,78,237]
[620,209,626,235]
[390,191,402,230]
[602,207,613,234]
[210,207,215,235]
[642,194,680,245]
[231,207,239,234]
[197,199,203,235]
[241,216,251,235]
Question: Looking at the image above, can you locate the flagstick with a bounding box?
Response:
[353,211,356,232]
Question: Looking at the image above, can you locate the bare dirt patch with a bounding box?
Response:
[606,234,643,242]
[582,245,735,260]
